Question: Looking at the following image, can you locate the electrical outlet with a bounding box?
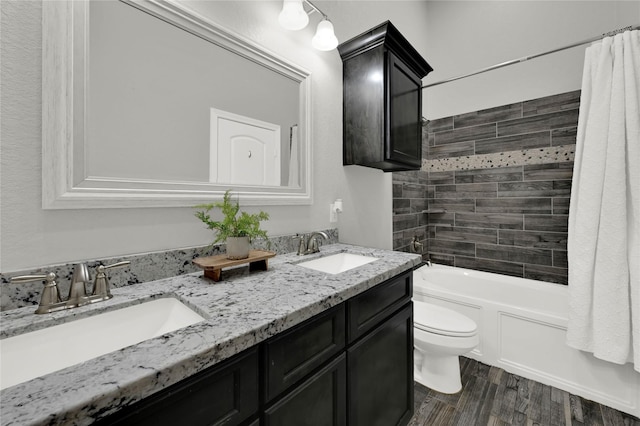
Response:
[329,204,338,223]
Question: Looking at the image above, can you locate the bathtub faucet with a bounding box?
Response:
[410,236,424,254]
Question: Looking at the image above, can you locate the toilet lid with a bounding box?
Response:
[414,301,477,337]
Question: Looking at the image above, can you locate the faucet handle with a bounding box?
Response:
[293,234,307,255]
[92,261,130,299]
[11,272,63,314]
[10,273,54,283]
[410,236,424,254]
[309,236,321,252]
[102,261,131,271]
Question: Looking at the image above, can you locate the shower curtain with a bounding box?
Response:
[288,125,300,187]
[567,30,640,372]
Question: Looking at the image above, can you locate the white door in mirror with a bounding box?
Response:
[210,109,281,186]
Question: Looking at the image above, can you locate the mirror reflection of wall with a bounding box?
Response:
[88,0,299,187]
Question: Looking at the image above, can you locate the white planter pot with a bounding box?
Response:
[226,236,251,260]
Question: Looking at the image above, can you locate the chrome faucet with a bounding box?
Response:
[294,231,329,255]
[10,261,130,314]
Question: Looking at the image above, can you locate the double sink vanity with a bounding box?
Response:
[0,244,420,425]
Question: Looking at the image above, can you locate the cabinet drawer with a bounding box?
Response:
[348,304,414,426]
[347,270,412,342]
[98,347,259,426]
[263,304,345,402]
[264,353,347,426]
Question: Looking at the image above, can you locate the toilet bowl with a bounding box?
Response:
[413,300,479,394]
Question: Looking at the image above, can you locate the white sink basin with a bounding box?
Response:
[0,297,205,390]
[297,253,378,274]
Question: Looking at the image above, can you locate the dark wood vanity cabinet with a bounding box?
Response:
[348,269,413,342]
[97,347,260,426]
[263,304,346,402]
[262,270,414,426]
[97,271,413,426]
[348,305,414,426]
[346,271,414,426]
[264,354,347,426]
[339,21,432,172]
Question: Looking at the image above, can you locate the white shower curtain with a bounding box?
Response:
[567,30,640,372]
[288,125,300,187]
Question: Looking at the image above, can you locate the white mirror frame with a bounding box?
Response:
[42,0,313,209]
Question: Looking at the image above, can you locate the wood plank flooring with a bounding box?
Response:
[409,357,640,426]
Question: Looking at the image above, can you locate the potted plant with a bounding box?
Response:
[194,190,270,260]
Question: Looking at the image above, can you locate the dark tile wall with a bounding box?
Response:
[393,168,430,255]
[393,91,580,285]
[393,121,430,255]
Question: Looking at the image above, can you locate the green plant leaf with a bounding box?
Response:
[193,190,269,245]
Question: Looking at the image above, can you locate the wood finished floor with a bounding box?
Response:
[409,357,640,426]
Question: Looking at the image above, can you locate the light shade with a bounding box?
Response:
[311,19,338,51]
[278,0,309,31]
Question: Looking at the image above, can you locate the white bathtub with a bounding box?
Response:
[413,264,640,418]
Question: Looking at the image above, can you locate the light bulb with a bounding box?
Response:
[312,19,338,51]
[278,0,309,31]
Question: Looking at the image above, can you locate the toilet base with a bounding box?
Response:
[414,349,462,394]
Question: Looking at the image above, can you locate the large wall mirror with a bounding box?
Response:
[43,0,312,208]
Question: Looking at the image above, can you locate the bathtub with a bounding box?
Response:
[413,264,640,418]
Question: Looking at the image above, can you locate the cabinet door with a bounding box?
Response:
[348,304,414,426]
[264,354,347,426]
[386,51,423,168]
[342,45,385,169]
[264,304,345,402]
[99,348,259,426]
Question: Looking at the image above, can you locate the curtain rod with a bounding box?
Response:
[422,24,640,89]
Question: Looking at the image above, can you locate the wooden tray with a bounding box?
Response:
[193,250,276,282]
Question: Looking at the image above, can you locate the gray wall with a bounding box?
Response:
[393,91,579,284]
[423,1,639,119]
[2,1,426,272]
[2,1,634,273]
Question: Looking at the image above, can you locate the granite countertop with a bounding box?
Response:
[0,244,420,426]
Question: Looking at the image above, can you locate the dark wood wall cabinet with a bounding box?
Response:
[97,271,413,426]
[339,21,433,172]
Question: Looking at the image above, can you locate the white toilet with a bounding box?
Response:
[413,300,479,394]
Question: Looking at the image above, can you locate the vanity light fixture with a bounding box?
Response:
[278,0,338,51]
[278,0,308,30]
[312,18,338,51]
